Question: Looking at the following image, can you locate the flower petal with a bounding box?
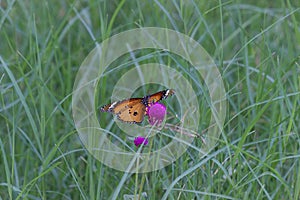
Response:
[134,136,148,146]
[147,102,167,126]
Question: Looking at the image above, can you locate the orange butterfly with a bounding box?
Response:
[100,89,175,123]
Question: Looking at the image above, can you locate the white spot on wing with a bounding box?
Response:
[165,89,170,97]
[109,101,118,109]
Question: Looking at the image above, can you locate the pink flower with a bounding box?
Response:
[134,136,148,147]
[146,102,167,126]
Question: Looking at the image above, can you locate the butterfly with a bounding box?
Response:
[100,89,175,123]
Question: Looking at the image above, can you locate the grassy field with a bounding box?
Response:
[1,0,300,199]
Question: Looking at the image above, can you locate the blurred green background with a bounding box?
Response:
[1,0,300,199]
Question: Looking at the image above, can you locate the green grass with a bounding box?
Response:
[1,0,300,199]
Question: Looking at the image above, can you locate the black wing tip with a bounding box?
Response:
[163,89,175,98]
[100,104,112,112]
[168,89,175,95]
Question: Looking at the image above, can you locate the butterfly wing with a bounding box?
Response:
[100,103,114,112]
[147,89,175,105]
[101,98,146,123]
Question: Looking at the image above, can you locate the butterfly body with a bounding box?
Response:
[100,89,174,123]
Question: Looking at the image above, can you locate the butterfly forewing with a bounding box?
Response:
[101,98,146,123]
[100,103,113,112]
[115,99,146,123]
[147,89,175,105]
